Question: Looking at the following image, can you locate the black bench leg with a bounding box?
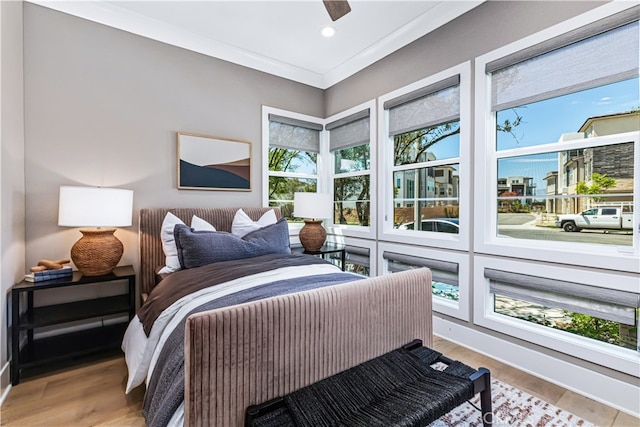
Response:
[478,368,493,426]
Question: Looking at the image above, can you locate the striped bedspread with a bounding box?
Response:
[121,254,362,427]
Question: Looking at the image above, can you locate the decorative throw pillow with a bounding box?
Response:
[191,214,216,232]
[158,212,216,274]
[175,218,291,269]
[231,208,277,238]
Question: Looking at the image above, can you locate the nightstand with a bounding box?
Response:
[292,243,346,271]
[9,265,135,385]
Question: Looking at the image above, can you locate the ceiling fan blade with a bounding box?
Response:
[323,0,351,21]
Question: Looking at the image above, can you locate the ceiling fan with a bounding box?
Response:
[323,0,351,21]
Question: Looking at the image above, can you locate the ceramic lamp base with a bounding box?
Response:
[299,219,326,252]
[71,228,123,276]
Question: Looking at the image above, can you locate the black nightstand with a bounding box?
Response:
[292,243,346,271]
[9,265,135,385]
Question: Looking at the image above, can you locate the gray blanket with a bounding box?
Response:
[142,259,361,427]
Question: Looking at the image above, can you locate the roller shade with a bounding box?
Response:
[485,268,640,325]
[345,245,370,268]
[328,245,370,268]
[488,8,639,112]
[269,114,322,153]
[385,75,460,137]
[327,109,370,152]
[383,251,458,286]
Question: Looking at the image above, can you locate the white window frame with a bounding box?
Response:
[474,255,639,377]
[474,2,640,273]
[326,99,377,240]
[262,106,327,235]
[378,62,471,251]
[326,235,377,277]
[378,242,470,321]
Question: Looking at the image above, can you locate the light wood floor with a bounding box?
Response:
[1,336,638,426]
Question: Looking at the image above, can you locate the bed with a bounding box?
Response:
[122,207,433,427]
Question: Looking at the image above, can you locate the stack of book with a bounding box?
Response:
[24,266,73,283]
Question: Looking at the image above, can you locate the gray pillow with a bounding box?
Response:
[174,217,291,269]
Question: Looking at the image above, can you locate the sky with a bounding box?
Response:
[497,77,639,195]
[278,78,639,194]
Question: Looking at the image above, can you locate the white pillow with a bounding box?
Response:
[158,212,184,274]
[158,213,217,274]
[191,214,216,232]
[231,209,277,238]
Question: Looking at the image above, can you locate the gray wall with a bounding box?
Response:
[325,1,605,115]
[1,0,26,392]
[324,0,638,390]
[23,3,324,272]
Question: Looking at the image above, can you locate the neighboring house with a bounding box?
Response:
[543,171,559,214]
[555,112,638,214]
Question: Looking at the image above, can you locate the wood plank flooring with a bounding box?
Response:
[1,336,638,426]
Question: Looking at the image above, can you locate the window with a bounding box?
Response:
[475,4,639,271]
[379,63,471,250]
[474,256,639,376]
[263,108,324,222]
[326,101,376,239]
[379,242,470,320]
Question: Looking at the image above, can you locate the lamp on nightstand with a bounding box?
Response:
[58,186,133,276]
[293,192,333,252]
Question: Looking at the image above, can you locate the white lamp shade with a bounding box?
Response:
[58,186,133,227]
[293,192,333,219]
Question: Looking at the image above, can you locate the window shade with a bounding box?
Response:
[386,76,460,137]
[268,114,322,153]
[345,245,370,268]
[383,251,458,286]
[328,246,370,267]
[327,109,370,152]
[489,14,639,112]
[485,268,640,325]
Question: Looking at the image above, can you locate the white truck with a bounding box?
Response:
[556,205,634,232]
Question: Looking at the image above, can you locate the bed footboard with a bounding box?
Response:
[184,268,433,427]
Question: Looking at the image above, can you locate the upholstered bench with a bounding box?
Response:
[245,339,493,427]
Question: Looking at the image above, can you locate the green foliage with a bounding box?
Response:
[576,173,616,195]
[268,147,317,201]
[496,108,525,144]
[393,121,460,165]
[576,172,617,203]
[563,312,620,345]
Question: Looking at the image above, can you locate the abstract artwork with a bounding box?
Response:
[177,132,251,191]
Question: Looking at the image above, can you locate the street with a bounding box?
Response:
[497,213,634,246]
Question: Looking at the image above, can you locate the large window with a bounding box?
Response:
[328,108,371,227]
[379,63,471,250]
[264,110,324,221]
[475,5,640,272]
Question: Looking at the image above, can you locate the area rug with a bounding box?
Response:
[428,378,595,427]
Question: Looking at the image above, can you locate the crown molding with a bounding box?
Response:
[28,1,482,89]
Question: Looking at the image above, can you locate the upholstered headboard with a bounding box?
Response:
[138,207,282,297]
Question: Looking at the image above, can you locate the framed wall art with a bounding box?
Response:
[177,132,251,191]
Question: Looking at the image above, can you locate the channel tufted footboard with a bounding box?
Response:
[184,268,433,427]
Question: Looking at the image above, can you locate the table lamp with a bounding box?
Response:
[58,186,133,276]
[293,192,333,252]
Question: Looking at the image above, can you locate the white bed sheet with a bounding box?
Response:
[121,263,342,394]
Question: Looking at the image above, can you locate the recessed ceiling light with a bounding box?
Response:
[321,26,336,38]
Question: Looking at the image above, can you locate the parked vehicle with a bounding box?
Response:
[397,218,459,234]
[556,205,633,232]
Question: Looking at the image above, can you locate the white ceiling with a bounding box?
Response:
[30,1,483,89]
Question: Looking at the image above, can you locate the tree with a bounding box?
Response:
[576,172,616,203]
[268,147,316,200]
[394,121,460,165]
[334,144,371,225]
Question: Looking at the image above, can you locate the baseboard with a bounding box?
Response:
[0,361,11,406]
[433,316,640,418]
